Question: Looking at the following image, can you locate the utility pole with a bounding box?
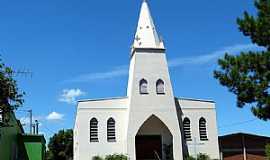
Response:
[28,109,32,134]
[12,69,33,134]
[242,135,247,160]
[13,69,33,134]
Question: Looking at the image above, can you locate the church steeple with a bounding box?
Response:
[132,0,164,51]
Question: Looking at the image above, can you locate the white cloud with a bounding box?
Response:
[65,65,128,83]
[46,112,64,120]
[59,88,85,104]
[63,43,264,82]
[168,43,264,67]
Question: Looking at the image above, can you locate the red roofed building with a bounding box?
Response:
[219,133,270,160]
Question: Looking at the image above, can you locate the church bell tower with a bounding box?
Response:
[126,1,184,160]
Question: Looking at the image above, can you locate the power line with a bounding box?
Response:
[16,109,32,133]
[42,123,55,134]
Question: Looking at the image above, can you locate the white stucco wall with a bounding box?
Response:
[74,98,128,160]
[177,98,220,159]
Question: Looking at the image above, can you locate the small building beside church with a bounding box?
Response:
[219,132,270,160]
[0,111,46,160]
[74,1,220,160]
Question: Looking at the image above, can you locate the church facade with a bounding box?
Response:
[74,1,220,160]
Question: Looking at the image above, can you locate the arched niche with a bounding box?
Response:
[135,115,173,160]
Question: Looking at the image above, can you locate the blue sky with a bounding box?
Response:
[1,0,269,140]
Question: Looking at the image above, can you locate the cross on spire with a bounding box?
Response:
[132,0,164,49]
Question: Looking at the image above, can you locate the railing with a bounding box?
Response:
[154,150,161,160]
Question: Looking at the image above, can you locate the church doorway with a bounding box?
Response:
[135,135,162,160]
[135,115,173,160]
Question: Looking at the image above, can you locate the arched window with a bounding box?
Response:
[199,117,208,141]
[90,118,98,142]
[183,117,192,141]
[107,118,116,142]
[139,79,148,94]
[156,79,165,94]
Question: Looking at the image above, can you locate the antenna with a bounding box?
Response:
[17,109,33,134]
[1,50,32,78]
[12,69,33,78]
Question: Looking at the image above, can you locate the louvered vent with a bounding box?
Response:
[183,118,192,141]
[199,118,208,141]
[90,118,98,142]
[107,118,116,142]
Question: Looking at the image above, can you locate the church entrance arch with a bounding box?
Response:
[135,115,173,160]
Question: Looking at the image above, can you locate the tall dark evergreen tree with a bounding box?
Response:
[214,0,270,120]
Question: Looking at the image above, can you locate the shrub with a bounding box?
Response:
[92,155,103,160]
[93,154,128,160]
[185,153,211,160]
[92,154,125,160]
[105,154,128,160]
[197,153,211,160]
[185,155,196,160]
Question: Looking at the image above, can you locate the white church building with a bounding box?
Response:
[74,1,220,160]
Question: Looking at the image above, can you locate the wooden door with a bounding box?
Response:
[135,135,162,160]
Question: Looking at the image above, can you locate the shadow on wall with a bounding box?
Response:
[174,98,189,158]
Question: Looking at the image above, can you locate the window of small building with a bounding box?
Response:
[199,117,208,141]
[90,118,98,142]
[139,79,148,94]
[156,79,165,94]
[107,118,116,142]
[183,117,192,141]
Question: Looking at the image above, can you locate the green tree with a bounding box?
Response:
[0,57,24,125]
[266,144,270,160]
[214,0,270,120]
[46,129,73,160]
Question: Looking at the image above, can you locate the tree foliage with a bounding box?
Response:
[0,57,24,124]
[214,0,270,120]
[266,144,270,160]
[46,129,73,160]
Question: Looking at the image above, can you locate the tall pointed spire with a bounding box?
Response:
[132,1,164,50]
